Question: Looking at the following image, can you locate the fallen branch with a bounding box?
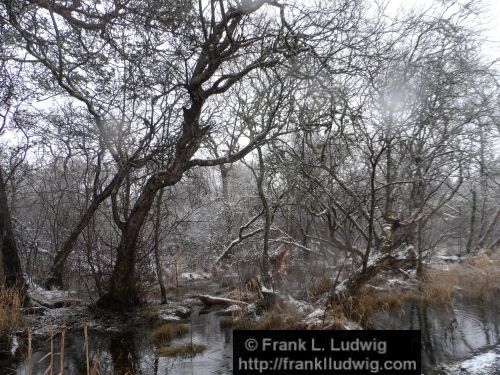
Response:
[196,295,248,306]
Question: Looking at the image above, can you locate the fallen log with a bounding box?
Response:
[197,295,248,307]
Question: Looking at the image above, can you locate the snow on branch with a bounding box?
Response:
[216,210,264,263]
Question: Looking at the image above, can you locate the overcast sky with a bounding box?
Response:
[388,0,500,61]
[482,0,500,59]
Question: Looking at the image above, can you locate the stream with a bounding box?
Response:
[12,305,233,375]
[368,295,500,374]
[4,291,500,374]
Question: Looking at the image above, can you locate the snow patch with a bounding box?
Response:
[286,296,312,315]
[304,308,326,326]
[442,348,500,375]
[224,304,242,314]
[261,285,274,294]
[180,272,211,281]
[436,255,460,262]
[159,313,182,322]
[457,351,499,374]
[28,286,81,308]
[343,320,363,330]
[10,336,19,356]
[158,305,190,322]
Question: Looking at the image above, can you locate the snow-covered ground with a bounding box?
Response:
[441,347,500,375]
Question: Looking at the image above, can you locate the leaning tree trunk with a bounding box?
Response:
[98,179,160,310]
[97,86,207,310]
[44,172,124,290]
[0,167,28,303]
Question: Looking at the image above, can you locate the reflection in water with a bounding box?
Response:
[10,296,500,374]
[369,296,500,373]
[109,332,137,375]
[13,305,233,375]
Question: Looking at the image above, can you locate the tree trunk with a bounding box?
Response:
[477,207,500,250]
[256,148,272,287]
[0,167,28,302]
[220,164,232,235]
[362,152,380,273]
[96,87,206,310]
[154,188,167,304]
[465,189,477,254]
[97,178,160,310]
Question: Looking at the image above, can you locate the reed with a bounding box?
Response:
[27,327,32,375]
[83,321,90,375]
[0,286,24,336]
[91,352,100,375]
[23,320,105,375]
[59,325,65,375]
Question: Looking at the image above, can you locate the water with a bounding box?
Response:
[11,305,233,375]
[7,296,500,374]
[368,296,500,373]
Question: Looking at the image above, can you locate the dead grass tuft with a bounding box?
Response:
[256,304,305,330]
[341,292,406,326]
[151,323,189,345]
[339,253,500,326]
[219,316,256,329]
[0,286,24,336]
[141,307,159,322]
[311,275,334,297]
[426,254,500,299]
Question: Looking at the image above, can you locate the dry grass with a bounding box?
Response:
[219,301,306,330]
[157,343,206,357]
[151,323,189,345]
[340,292,407,326]
[339,253,500,326]
[219,316,256,330]
[256,304,305,330]
[0,286,24,336]
[141,307,160,322]
[311,275,334,297]
[427,254,500,299]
